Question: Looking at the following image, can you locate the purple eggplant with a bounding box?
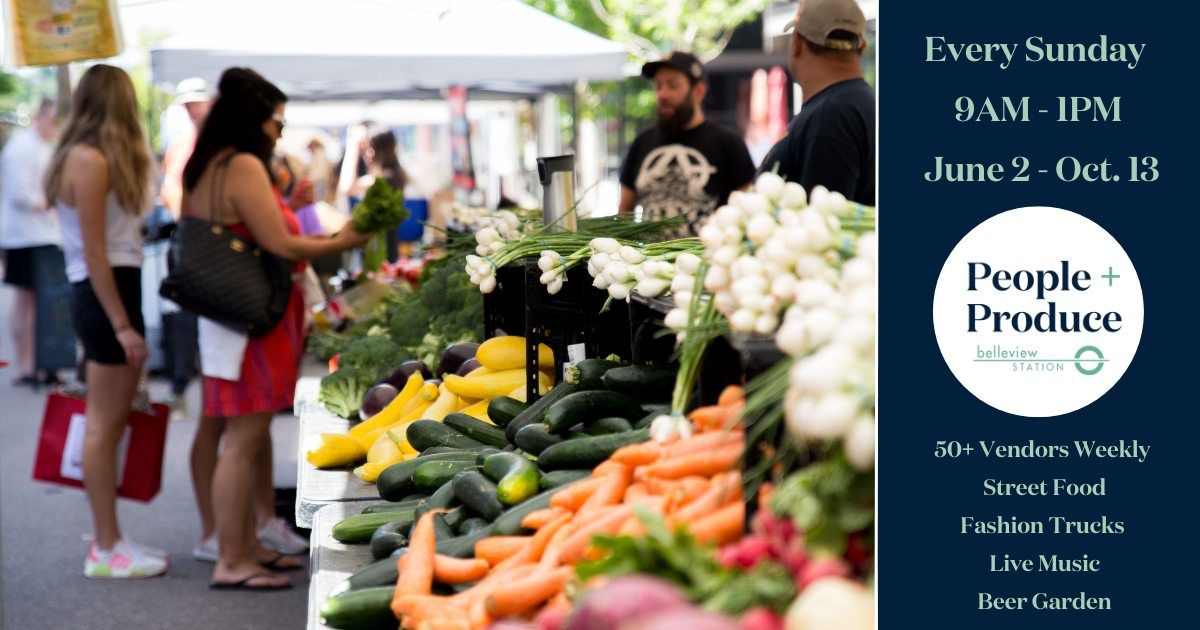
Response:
[455,358,483,377]
[380,360,433,389]
[359,383,399,420]
[437,342,479,378]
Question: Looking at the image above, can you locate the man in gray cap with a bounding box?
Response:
[619,51,756,237]
[761,0,875,206]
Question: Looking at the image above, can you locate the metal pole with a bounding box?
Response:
[55,64,71,117]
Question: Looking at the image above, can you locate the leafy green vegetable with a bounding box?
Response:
[352,178,407,233]
[577,509,796,615]
[307,330,351,362]
[770,454,875,556]
[317,367,375,418]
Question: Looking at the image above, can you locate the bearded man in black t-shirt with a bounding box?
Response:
[760,0,875,206]
[619,51,756,237]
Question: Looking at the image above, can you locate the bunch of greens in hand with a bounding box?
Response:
[352,178,407,233]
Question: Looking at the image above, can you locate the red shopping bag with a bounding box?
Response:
[32,392,168,502]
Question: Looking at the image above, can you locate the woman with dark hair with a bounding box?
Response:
[349,128,410,258]
[182,68,370,590]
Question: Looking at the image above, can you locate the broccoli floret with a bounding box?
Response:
[317,367,374,418]
[307,330,351,362]
[351,178,408,233]
[338,335,405,381]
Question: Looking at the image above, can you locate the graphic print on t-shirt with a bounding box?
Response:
[634,144,719,234]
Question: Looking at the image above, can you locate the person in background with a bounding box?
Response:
[44,66,168,578]
[183,68,371,590]
[759,0,874,206]
[159,78,212,419]
[351,129,409,258]
[1,99,61,387]
[619,51,756,237]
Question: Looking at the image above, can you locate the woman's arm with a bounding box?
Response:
[69,146,147,365]
[227,154,370,262]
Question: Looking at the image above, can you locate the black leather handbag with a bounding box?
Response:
[159,155,293,337]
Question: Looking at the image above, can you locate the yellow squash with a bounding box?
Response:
[348,372,424,442]
[458,399,494,423]
[306,433,366,469]
[444,368,553,400]
[475,336,554,372]
[421,382,459,421]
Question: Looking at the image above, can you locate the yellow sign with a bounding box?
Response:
[7,0,123,67]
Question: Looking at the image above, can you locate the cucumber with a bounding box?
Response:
[321,586,399,630]
[420,446,480,456]
[633,409,662,430]
[377,452,477,501]
[434,526,492,558]
[413,460,478,493]
[513,423,562,455]
[407,420,486,452]
[457,516,489,535]
[360,499,422,515]
[537,429,651,470]
[444,413,508,448]
[334,557,399,594]
[543,391,643,434]
[505,383,578,444]
[583,416,634,435]
[482,452,541,505]
[432,513,456,541]
[539,469,591,490]
[491,481,581,536]
[332,510,415,544]
[369,520,409,560]
[474,447,506,466]
[565,358,623,389]
[442,506,469,532]
[487,397,527,428]
[640,402,671,416]
[602,365,676,400]
[451,471,504,521]
[402,493,429,502]
[426,480,461,510]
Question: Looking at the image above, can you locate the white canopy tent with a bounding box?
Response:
[119,0,628,100]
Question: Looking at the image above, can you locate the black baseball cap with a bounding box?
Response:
[641,51,706,83]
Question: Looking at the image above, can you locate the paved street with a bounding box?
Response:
[0,282,310,629]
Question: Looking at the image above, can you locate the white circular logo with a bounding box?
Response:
[932,207,1143,417]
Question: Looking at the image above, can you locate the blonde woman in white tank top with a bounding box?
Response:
[44,65,167,579]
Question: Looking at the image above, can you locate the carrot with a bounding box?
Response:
[485,566,575,618]
[662,431,744,459]
[558,505,635,565]
[623,483,653,504]
[591,460,629,477]
[689,501,745,546]
[638,443,742,480]
[549,477,605,512]
[433,555,489,584]
[521,508,562,530]
[667,472,741,526]
[720,399,745,430]
[578,464,630,514]
[679,476,712,504]
[536,519,575,569]
[474,536,530,566]
[518,514,572,565]
[717,385,744,407]
[610,440,663,466]
[392,510,438,618]
[687,405,726,431]
[617,513,647,538]
[392,593,442,624]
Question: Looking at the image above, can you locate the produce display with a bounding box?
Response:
[303,181,876,630]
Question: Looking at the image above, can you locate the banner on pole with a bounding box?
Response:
[5,0,123,67]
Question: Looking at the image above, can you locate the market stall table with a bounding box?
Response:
[295,376,380,528]
[308,503,378,630]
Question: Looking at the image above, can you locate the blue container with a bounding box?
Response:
[397,198,429,242]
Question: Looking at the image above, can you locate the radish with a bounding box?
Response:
[740,607,786,630]
[797,557,851,589]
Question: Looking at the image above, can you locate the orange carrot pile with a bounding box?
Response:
[392,385,747,629]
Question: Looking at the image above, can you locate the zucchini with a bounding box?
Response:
[419,446,480,456]
[492,481,581,536]
[474,447,506,466]
[334,557,399,594]
[377,452,477,501]
[423,481,461,511]
[487,397,527,427]
[457,516,489,535]
[321,586,399,630]
[442,506,469,532]
[505,383,578,444]
[482,452,541,505]
[513,423,562,455]
[451,471,504,521]
[407,420,486,452]
[360,499,422,515]
[582,416,634,435]
[634,409,662,430]
[543,390,642,434]
[369,520,409,560]
[640,402,671,416]
[432,513,456,541]
[565,358,623,389]
[434,526,492,558]
[401,493,429,502]
[537,429,651,470]
[413,460,478,493]
[602,365,676,400]
[444,413,508,448]
[332,510,415,544]
[539,469,591,490]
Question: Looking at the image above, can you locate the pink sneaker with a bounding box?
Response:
[84,540,169,579]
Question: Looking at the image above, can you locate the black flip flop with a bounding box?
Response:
[209,572,292,591]
[260,553,303,572]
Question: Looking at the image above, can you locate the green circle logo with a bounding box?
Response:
[1075,346,1105,376]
